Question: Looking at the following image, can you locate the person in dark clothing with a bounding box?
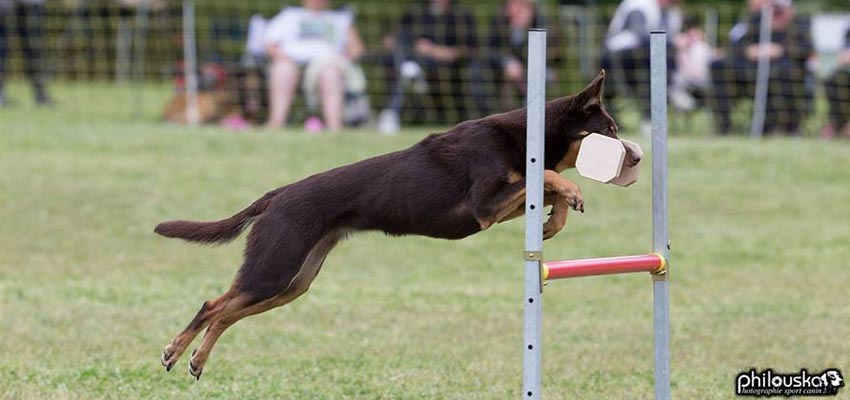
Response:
[376,0,477,134]
[709,0,814,135]
[601,0,682,136]
[822,29,850,139]
[0,0,52,106]
[471,0,561,114]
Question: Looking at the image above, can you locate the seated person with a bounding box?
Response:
[602,0,682,135]
[472,0,561,114]
[823,28,850,139]
[263,0,364,132]
[376,0,477,135]
[709,0,814,135]
[0,0,52,106]
[670,18,713,112]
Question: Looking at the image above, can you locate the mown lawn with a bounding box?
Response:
[1,85,848,399]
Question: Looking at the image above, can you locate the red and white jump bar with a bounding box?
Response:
[543,253,667,280]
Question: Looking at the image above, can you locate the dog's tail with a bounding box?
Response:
[154,188,282,245]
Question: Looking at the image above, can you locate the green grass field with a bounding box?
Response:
[1,85,849,399]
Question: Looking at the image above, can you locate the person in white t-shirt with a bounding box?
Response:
[601,0,682,135]
[263,0,364,132]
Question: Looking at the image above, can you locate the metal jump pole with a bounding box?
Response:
[750,3,773,138]
[521,30,670,399]
[522,28,546,400]
[131,0,150,119]
[182,0,200,126]
[650,30,671,400]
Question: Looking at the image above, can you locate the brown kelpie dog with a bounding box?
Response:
[155,70,639,379]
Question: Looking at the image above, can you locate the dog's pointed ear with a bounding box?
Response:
[577,69,605,110]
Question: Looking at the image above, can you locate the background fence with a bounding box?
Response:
[1,0,848,136]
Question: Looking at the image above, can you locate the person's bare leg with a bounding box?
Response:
[265,58,300,129]
[318,65,344,132]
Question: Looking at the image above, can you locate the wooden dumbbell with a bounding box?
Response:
[610,139,643,187]
[575,133,643,187]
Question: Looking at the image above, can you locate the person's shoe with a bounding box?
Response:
[412,75,429,95]
[820,123,835,139]
[400,61,428,94]
[400,61,423,80]
[304,116,325,134]
[714,120,731,136]
[377,109,400,135]
[220,114,251,131]
[35,93,54,107]
[783,122,801,137]
[34,84,54,107]
[640,119,652,138]
[669,86,696,112]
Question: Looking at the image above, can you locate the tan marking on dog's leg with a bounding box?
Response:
[484,171,582,230]
[498,203,526,223]
[185,283,311,380]
[186,293,256,380]
[543,194,569,240]
[489,190,527,227]
[506,170,523,184]
[186,232,342,379]
[543,170,584,213]
[477,185,526,230]
[496,190,569,240]
[492,173,576,240]
[555,140,584,172]
[161,291,237,371]
[489,170,581,225]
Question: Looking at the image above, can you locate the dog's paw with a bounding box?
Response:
[188,359,203,381]
[565,187,584,213]
[188,349,204,381]
[161,345,178,372]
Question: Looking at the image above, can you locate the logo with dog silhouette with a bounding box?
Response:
[736,368,844,397]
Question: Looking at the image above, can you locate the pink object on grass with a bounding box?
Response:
[304,117,325,133]
[220,115,250,131]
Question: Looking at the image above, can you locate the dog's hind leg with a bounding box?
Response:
[184,230,343,380]
[161,291,239,372]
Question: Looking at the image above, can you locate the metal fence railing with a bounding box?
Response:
[1,1,848,137]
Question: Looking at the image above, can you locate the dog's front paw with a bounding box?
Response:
[564,185,584,213]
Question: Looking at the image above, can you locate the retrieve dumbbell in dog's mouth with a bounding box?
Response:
[575,133,644,187]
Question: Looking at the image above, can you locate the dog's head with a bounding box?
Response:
[548,70,641,171]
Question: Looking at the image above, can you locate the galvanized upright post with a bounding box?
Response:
[704,8,718,51]
[522,29,547,400]
[182,0,200,126]
[650,31,671,400]
[750,3,773,138]
[131,0,150,118]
